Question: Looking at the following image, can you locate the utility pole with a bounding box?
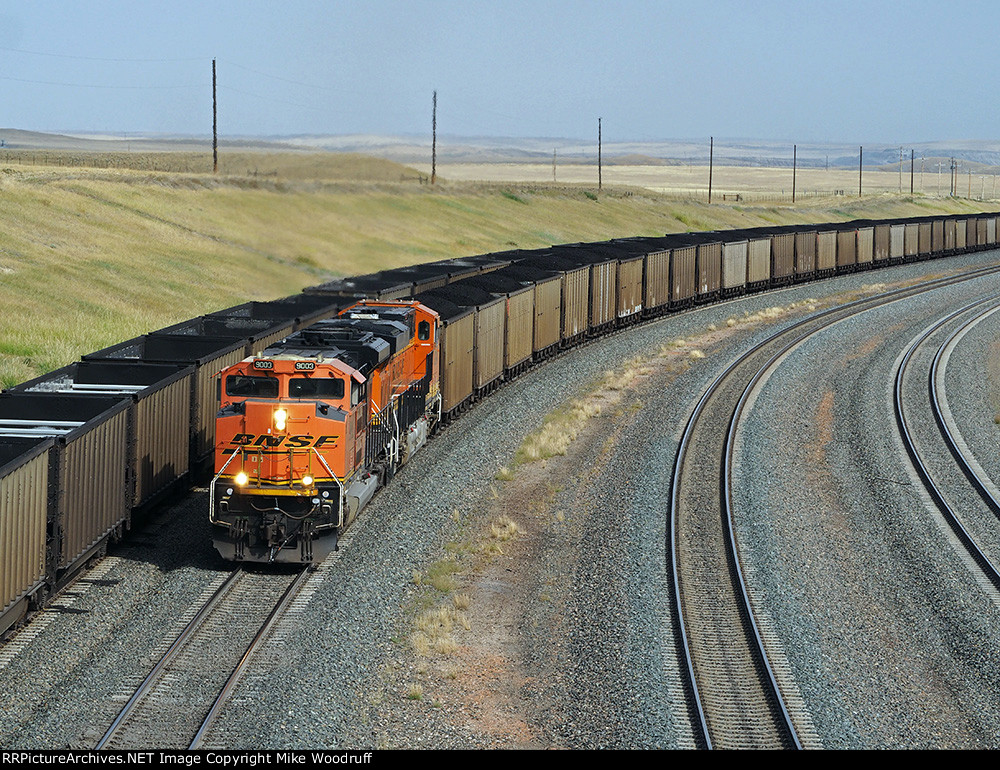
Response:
[708,136,714,204]
[552,148,556,183]
[431,90,437,185]
[937,161,942,196]
[909,149,914,195]
[598,117,602,191]
[792,144,797,203]
[859,146,863,198]
[898,146,902,193]
[212,59,218,174]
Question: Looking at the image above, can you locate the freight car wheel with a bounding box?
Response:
[28,585,50,611]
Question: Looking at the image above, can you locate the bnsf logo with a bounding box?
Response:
[225,433,338,449]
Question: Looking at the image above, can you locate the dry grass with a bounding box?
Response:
[410,604,470,659]
[3,153,997,389]
[513,359,657,465]
[418,161,1000,205]
[490,516,525,542]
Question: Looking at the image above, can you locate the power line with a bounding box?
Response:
[0,74,200,90]
[218,59,339,92]
[0,45,205,63]
[217,85,325,112]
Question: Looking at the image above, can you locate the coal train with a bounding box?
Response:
[210,300,441,562]
[1,212,999,627]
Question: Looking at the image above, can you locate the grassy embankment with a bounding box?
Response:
[0,150,997,388]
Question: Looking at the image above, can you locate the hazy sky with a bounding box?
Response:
[0,1,995,144]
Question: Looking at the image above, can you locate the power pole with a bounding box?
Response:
[898,146,902,193]
[431,90,437,185]
[859,146,863,198]
[708,136,714,204]
[552,148,556,183]
[212,59,218,174]
[598,117,602,191]
[910,149,914,195]
[792,144,797,203]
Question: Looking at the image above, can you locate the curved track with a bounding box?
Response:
[893,296,1000,589]
[670,264,1000,749]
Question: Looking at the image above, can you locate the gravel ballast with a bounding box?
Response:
[733,266,1000,748]
[3,249,1000,748]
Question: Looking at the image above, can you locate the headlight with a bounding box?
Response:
[302,475,314,487]
[235,471,248,486]
[274,408,287,431]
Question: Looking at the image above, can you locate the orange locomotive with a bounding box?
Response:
[210,300,441,563]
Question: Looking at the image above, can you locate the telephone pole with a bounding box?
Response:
[792,144,797,203]
[708,136,714,204]
[431,90,437,185]
[598,117,602,191]
[212,59,218,174]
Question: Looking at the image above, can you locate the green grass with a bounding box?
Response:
[1,157,997,388]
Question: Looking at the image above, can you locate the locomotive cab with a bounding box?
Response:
[211,356,366,562]
[210,300,441,564]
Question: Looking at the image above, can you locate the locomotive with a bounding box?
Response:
[210,300,441,563]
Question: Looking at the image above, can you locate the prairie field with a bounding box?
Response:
[0,149,997,387]
[413,162,1000,202]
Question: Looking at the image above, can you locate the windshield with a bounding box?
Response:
[225,375,278,398]
[288,377,344,399]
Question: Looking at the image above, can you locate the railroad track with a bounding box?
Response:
[893,295,1000,588]
[669,263,1000,749]
[96,566,311,750]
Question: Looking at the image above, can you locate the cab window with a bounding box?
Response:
[289,377,344,399]
[351,380,367,407]
[418,320,431,341]
[226,375,278,397]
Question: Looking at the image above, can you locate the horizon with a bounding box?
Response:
[1,2,997,145]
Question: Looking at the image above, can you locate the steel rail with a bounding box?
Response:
[893,295,1000,590]
[189,566,312,749]
[670,262,1000,749]
[930,301,1000,517]
[96,568,244,749]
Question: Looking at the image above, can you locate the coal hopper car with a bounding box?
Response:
[210,299,441,563]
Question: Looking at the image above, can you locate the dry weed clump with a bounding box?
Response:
[494,466,516,481]
[490,515,525,542]
[410,604,470,659]
[515,398,600,462]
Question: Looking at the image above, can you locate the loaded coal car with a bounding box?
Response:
[210,299,441,563]
[488,262,563,360]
